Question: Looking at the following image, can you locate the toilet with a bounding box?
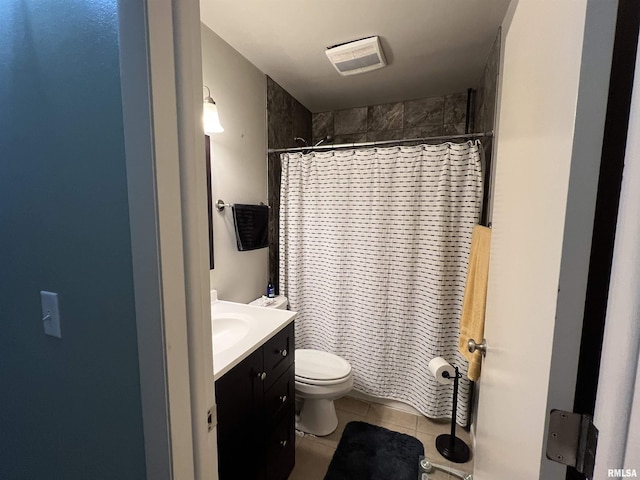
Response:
[249,294,354,436]
[294,349,353,436]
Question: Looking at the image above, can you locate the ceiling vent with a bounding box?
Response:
[325,36,387,76]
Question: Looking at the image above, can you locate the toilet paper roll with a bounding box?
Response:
[428,357,455,384]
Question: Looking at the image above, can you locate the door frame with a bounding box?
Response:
[573,0,640,477]
[572,0,640,421]
[539,1,620,476]
[118,0,216,478]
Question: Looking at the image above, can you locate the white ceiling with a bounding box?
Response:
[200,0,511,113]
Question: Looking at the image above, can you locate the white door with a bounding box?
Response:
[472,1,618,479]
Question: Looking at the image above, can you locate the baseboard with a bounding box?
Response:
[347,390,423,416]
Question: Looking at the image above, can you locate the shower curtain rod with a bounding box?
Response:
[267,131,493,154]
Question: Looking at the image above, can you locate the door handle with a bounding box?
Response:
[468,338,487,357]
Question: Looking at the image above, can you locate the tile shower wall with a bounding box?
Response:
[267,58,500,295]
[267,77,312,294]
[474,28,501,136]
[312,92,469,146]
[473,28,501,226]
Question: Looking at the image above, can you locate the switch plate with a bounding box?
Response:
[40,291,61,338]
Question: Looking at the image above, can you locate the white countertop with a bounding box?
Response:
[211,300,296,380]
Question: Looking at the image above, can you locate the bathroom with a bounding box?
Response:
[202,2,604,479]
[1,1,636,480]
[203,1,500,477]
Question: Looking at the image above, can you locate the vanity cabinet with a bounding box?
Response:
[215,322,295,480]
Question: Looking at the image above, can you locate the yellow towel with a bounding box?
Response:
[458,225,492,381]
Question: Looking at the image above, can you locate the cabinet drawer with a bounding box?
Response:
[263,323,294,388]
[264,365,293,421]
[265,402,295,480]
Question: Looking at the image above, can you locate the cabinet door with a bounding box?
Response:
[265,400,295,480]
[263,323,294,389]
[216,348,264,480]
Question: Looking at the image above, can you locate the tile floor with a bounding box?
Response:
[288,396,474,480]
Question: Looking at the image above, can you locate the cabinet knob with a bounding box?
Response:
[279,440,288,448]
[279,395,287,403]
[257,372,267,381]
[280,349,288,357]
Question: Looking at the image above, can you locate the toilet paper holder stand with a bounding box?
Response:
[436,366,471,464]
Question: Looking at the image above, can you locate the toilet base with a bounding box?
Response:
[296,398,339,437]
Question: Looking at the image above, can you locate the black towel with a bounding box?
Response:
[232,204,269,251]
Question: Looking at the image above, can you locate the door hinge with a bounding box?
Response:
[207,406,217,432]
[546,410,598,479]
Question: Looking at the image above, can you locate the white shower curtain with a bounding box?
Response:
[279,142,483,424]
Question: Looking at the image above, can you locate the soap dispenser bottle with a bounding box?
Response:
[267,280,275,298]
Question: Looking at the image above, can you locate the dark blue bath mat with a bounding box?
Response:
[324,421,424,480]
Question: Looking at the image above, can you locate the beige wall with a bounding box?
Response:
[201,24,269,303]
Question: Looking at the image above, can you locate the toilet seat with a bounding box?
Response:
[296,374,351,386]
[295,349,352,385]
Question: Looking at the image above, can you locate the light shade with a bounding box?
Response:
[203,86,224,134]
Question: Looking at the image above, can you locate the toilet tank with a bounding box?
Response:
[249,295,288,310]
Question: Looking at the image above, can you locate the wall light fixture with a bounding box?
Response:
[203,86,224,134]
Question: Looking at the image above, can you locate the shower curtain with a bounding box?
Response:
[279,142,483,424]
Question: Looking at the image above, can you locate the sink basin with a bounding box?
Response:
[210,300,297,379]
[212,314,250,354]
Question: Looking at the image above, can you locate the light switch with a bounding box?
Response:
[40,291,62,338]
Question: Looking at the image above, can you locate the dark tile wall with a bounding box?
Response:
[473,28,501,226]
[474,28,501,136]
[312,92,469,145]
[267,77,312,294]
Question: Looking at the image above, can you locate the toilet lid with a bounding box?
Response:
[295,349,352,381]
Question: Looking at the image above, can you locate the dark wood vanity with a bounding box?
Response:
[215,322,295,480]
